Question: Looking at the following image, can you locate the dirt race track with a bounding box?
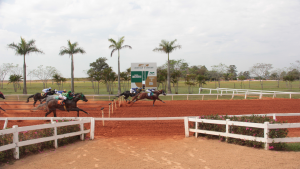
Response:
[1,99,300,169]
[1,99,300,137]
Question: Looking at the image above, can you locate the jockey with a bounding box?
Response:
[130,87,139,94]
[146,88,156,97]
[42,87,51,93]
[60,91,74,106]
[57,89,67,95]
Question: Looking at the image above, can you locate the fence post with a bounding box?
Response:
[112,100,114,114]
[231,91,235,99]
[13,125,19,159]
[226,119,230,142]
[273,114,276,120]
[3,118,8,129]
[184,117,189,137]
[245,92,247,100]
[195,117,199,138]
[290,94,292,99]
[51,117,54,123]
[80,119,84,141]
[101,108,104,126]
[210,89,212,94]
[264,122,269,150]
[115,99,117,109]
[109,103,111,118]
[52,121,58,148]
[217,94,218,100]
[221,90,223,96]
[90,118,95,140]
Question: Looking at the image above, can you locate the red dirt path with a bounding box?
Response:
[1,99,300,137]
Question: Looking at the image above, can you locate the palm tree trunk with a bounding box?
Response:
[167,53,171,94]
[23,54,27,94]
[71,54,74,93]
[118,50,121,95]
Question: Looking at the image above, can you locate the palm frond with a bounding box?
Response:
[108,38,117,46]
[73,47,86,54]
[120,45,132,49]
[153,47,164,52]
[111,49,117,57]
[109,44,116,49]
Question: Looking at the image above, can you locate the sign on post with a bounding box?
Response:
[131,63,157,89]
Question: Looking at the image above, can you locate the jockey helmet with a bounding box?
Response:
[68,91,72,93]
[63,90,66,92]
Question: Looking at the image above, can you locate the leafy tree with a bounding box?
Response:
[0,63,14,89]
[211,63,228,88]
[52,73,66,90]
[171,70,181,93]
[103,67,117,94]
[7,37,44,94]
[153,39,182,94]
[185,74,196,94]
[196,74,207,88]
[8,74,23,92]
[250,63,273,90]
[157,67,167,90]
[87,57,109,94]
[59,40,86,93]
[238,75,246,89]
[227,65,237,80]
[32,65,58,88]
[108,36,132,95]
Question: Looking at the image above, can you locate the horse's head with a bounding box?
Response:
[0,91,5,99]
[159,90,166,96]
[75,93,88,102]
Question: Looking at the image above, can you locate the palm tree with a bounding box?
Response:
[59,40,86,93]
[153,39,181,94]
[108,36,132,95]
[7,37,44,94]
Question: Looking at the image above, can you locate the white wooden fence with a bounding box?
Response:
[1,113,300,160]
[188,117,300,150]
[0,118,93,159]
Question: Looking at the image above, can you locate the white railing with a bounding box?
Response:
[0,118,93,159]
[1,112,300,159]
[199,87,300,99]
[188,117,300,150]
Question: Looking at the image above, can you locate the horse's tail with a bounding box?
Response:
[26,95,34,103]
[32,102,48,112]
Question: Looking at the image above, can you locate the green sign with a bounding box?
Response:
[131,71,142,82]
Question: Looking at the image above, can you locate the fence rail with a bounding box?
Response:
[188,117,300,150]
[0,119,92,159]
[1,113,300,160]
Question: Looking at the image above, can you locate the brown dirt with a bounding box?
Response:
[1,99,300,168]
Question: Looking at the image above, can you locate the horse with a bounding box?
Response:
[118,88,143,102]
[129,89,166,106]
[26,90,56,107]
[35,93,89,117]
[0,91,5,112]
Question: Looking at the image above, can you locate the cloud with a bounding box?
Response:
[0,0,300,80]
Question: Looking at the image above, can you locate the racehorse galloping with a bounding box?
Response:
[118,88,143,102]
[0,91,5,112]
[44,93,89,117]
[129,89,166,106]
[26,90,56,107]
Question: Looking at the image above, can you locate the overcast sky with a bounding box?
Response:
[1,0,300,79]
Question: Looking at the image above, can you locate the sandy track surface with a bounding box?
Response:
[1,99,300,168]
[2,136,300,169]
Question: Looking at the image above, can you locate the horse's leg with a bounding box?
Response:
[157,97,165,103]
[0,107,5,112]
[45,110,51,117]
[33,100,37,107]
[53,109,57,117]
[153,99,156,106]
[78,108,89,115]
